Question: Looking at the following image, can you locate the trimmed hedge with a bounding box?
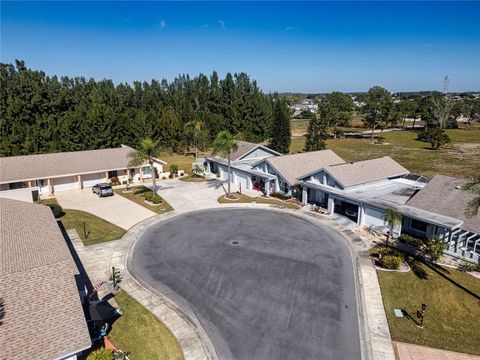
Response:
[47,203,64,218]
[398,233,424,249]
[144,192,162,204]
[270,192,291,200]
[87,348,113,360]
[381,255,403,270]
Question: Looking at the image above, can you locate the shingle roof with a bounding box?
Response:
[229,141,261,161]
[0,146,165,184]
[0,198,91,359]
[266,150,345,185]
[325,156,409,188]
[407,175,480,233]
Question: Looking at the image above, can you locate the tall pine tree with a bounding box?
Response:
[269,98,291,154]
[304,111,328,151]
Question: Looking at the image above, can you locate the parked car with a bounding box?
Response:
[92,183,114,197]
[345,208,358,218]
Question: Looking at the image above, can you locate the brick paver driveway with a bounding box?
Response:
[55,189,156,230]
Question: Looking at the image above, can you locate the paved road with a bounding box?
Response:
[130,208,361,360]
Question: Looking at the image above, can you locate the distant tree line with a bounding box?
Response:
[0,60,291,156]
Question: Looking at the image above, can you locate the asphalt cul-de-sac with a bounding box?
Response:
[130,208,361,360]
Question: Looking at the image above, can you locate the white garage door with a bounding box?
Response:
[53,176,76,192]
[363,205,386,228]
[218,165,228,180]
[82,173,104,188]
[236,172,249,190]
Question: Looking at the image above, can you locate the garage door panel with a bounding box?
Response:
[236,173,249,190]
[82,173,104,188]
[53,176,76,192]
[363,205,386,228]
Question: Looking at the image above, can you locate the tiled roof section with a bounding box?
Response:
[229,141,260,161]
[0,146,159,183]
[407,175,480,234]
[326,156,409,188]
[0,198,72,275]
[267,150,345,185]
[0,198,91,359]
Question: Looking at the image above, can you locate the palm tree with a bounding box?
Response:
[212,131,238,196]
[383,208,402,247]
[463,177,480,218]
[128,138,162,195]
[185,120,203,164]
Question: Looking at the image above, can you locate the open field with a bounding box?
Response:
[290,129,480,179]
[109,291,184,360]
[159,151,209,175]
[113,186,173,213]
[376,256,480,355]
[37,198,126,245]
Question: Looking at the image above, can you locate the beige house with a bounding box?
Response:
[0,198,92,359]
[0,145,166,199]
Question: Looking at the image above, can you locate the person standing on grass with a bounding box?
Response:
[416,304,426,328]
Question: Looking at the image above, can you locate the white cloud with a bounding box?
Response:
[284,26,298,31]
[201,24,209,29]
[154,19,166,29]
[219,20,225,30]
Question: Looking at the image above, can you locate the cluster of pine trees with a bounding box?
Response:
[0,60,284,156]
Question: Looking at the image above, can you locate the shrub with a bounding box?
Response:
[417,128,451,150]
[168,173,174,179]
[381,255,403,270]
[334,128,344,138]
[162,176,167,180]
[169,164,179,174]
[47,203,63,218]
[398,233,424,249]
[122,180,127,185]
[179,172,184,177]
[425,237,447,262]
[144,192,162,204]
[270,192,291,200]
[87,348,113,360]
[458,261,480,272]
[375,136,385,144]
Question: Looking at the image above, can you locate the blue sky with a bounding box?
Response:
[1,1,479,92]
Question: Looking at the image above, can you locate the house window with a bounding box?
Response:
[279,180,289,193]
[108,170,118,179]
[411,219,428,233]
[142,166,151,175]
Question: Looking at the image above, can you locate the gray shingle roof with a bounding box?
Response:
[0,146,165,184]
[407,174,480,233]
[325,156,410,188]
[0,198,91,359]
[266,150,345,185]
[229,141,261,161]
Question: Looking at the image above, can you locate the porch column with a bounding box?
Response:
[274,178,280,192]
[265,180,271,196]
[105,171,109,181]
[302,186,308,205]
[47,178,53,194]
[327,196,335,214]
[357,204,363,225]
[28,180,33,188]
[206,161,211,173]
[78,175,83,189]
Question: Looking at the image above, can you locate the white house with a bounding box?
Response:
[0,145,166,199]
[205,141,282,194]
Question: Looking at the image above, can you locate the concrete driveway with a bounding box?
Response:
[130,208,361,360]
[154,178,227,212]
[55,189,156,230]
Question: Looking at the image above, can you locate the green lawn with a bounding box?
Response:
[178,175,210,182]
[159,151,210,175]
[217,193,301,209]
[37,198,125,245]
[113,186,173,213]
[290,129,480,178]
[109,291,184,360]
[376,256,480,355]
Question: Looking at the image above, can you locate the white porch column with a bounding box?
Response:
[327,196,335,214]
[274,178,280,192]
[265,180,271,196]
[357,204,363,225]
[302,186,308,205]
